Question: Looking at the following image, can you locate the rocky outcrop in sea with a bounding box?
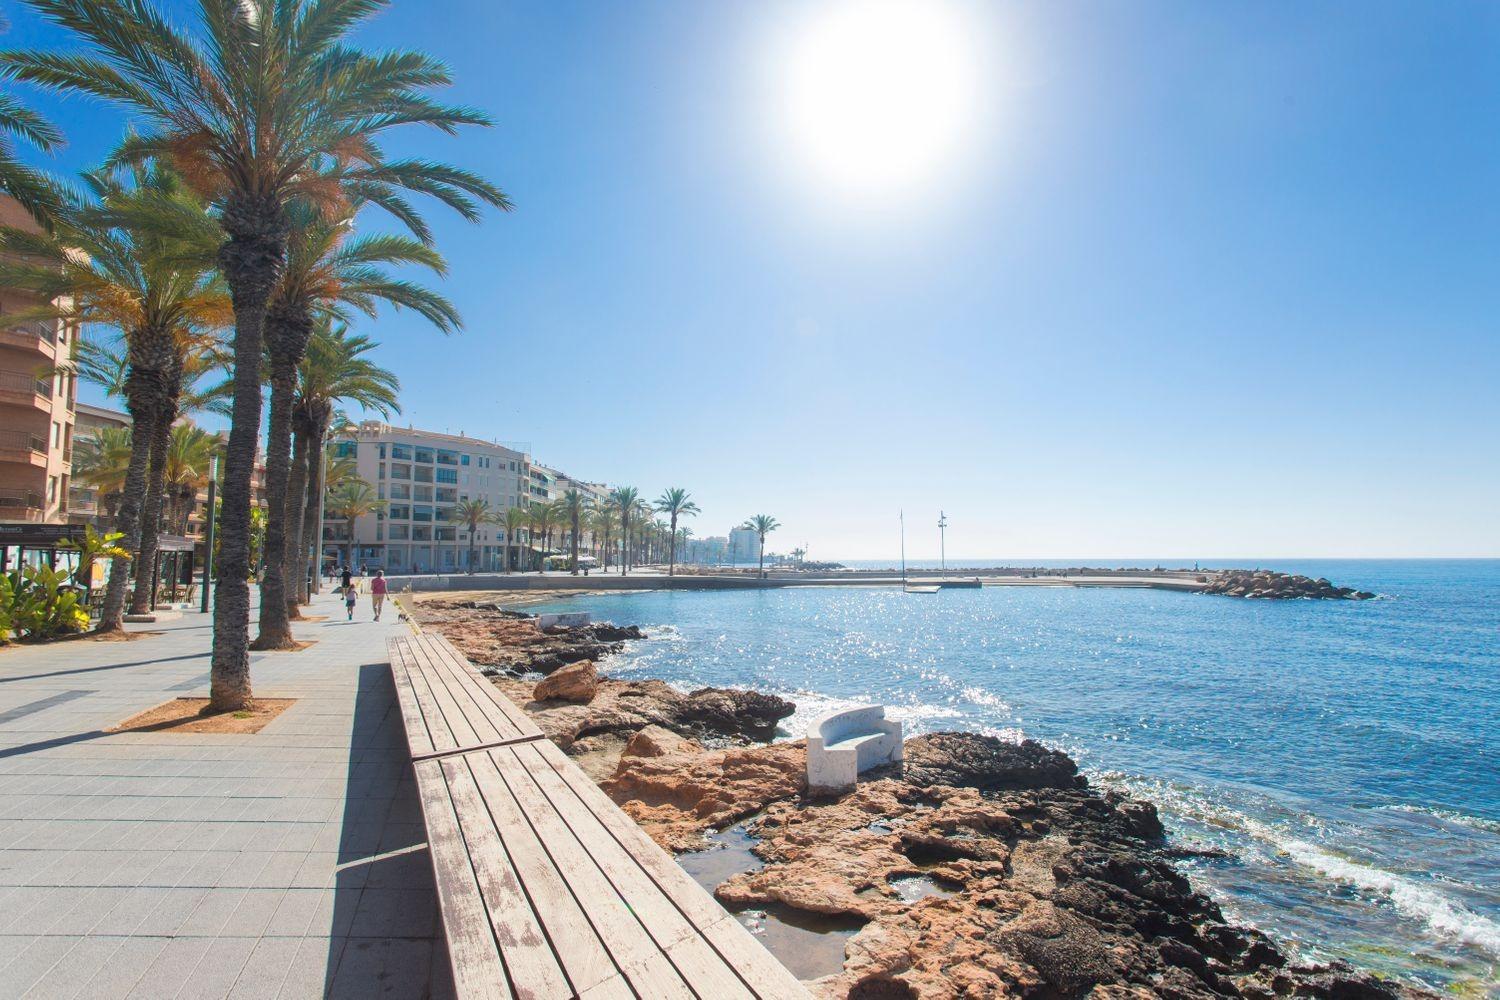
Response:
[1203,570,1376,600]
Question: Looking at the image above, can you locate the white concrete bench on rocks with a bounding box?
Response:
[806,705,903,794]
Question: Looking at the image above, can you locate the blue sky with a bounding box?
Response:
[8,1,1499,559]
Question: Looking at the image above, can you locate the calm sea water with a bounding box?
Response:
[530,560,1499,993]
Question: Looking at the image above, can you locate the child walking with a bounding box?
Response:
[344,577,359,621]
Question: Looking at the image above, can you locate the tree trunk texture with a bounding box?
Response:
[283,415,311,617]
[129,396,176,614]
[96,360,162,632]
[254,302,312,649]
[211,196,288,712]
[300,411,330,597]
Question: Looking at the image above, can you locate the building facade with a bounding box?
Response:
[327,421,533,573]
[0,196,78,527]
[729,526,760,563]
[67,401,131,529]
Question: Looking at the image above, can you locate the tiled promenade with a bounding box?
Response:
[0,591,452,999]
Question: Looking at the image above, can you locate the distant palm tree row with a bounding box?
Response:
[0,0,506,710]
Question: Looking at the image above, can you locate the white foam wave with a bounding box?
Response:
[960,686,1011,712]
[1371,804,1500,836]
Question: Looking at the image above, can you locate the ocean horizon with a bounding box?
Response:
[530,558,1500,993]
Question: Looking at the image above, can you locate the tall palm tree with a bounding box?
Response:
[589,503,619,572]
[609,487,639,576]
[163,421,219,534]
[743,514,781,579]
[0,167,227,632]
[255,207,456,648]
[557,489,590,576]
[288,325,398,606]
[5,0,509,709]
[503,506,529,574]
[527,501,559,573]
[654,488,699,578]
[324,480,383,572]
[448,498,497,574]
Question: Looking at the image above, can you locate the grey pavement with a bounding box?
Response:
[0,590,452,999]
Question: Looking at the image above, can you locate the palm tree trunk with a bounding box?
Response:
[468,527,476,575]
[212,197,288,712]
[571,514,580,575]
[668,513,678,577]
[346,513,357,571]
[97,380,159,633]
[759,537,765,578]
[282,417,311,619]
[300,416,329,596]
[129,403,175,614]
[255,303,311,649]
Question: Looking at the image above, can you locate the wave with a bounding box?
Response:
[1100,773,1500,958]
[1370,804,1500,836]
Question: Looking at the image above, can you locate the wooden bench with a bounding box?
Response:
[389,633,808,999]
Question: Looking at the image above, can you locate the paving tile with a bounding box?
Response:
[224,936,303,999]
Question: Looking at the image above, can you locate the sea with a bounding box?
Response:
[527,559,1499,994]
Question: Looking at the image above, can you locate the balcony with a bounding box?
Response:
[0,368,52,403]
[0,320,58,356]
[0,489,45,521]
[0,428,47,466]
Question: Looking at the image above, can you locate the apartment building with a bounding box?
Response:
[67,402,131,528]
[0,196,78,527]
[328,421,533,573]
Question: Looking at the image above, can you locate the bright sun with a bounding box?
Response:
[777,0,980,199]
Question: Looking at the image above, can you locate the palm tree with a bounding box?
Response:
[72,426,133,525]
[503,506,529,574]
[589,503,619,572]
[5,0,509,709]
[0,167,227,633]
[0,11,66,228]
[163,422,219,534]
[288,326,398,606]
[255,208,456,648]
[527,502,559,573]
[324,481,383,572]
[654,488,699,578]
[557,489,591,575]
[743,514,781,579]
[609,487,639,575]
[448,498,498,574]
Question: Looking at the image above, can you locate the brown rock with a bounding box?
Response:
[533,660,598,703]
[622,724,699,759]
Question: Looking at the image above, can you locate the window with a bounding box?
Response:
[335,440,356,458]
[378,463,385,480]
[388,504,411,520]
[413,485,433,502]
[414,447,434,463]
[412,525,432,541]
[436,468,457,484]
[413,505,433,522]
[377,485,385,499]
[378,444,387,459]
[461,454,470,466]
[436,488,457,503]
[390,463,410,480]
[436,450,458,465]
[435,507,454,523]
[47,476,57,502]
[435,527,456,542]
[391,444,412,460]
[389,484,411,500]
[414,466,433,483]
[388,524,409,540]
[509,461,516,471]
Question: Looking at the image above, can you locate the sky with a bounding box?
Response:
[7,0,1499,560]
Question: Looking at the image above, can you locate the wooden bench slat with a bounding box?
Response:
[454,752,620,995]
[435,755,574,997]
[524,740,810,999]
[486,746,697,994]
[429,633,544,738]
[425,639,540,742]
[411,759,511,1000]
[389,649,438,757]
[399,647,464,755]
[665,931,758,1000]
[406,636,492,749]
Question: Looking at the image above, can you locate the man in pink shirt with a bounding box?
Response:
[370,570,388,621]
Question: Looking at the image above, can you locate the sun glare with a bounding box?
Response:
[776,0,980,199]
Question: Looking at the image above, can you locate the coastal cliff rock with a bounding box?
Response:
[1203,570,1375,600]
[533,660,599,703]
[606,732,1422,1000]
[414,598,645,675]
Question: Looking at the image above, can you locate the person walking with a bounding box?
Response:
[370,570,388,622]
[344,576,359,621]
[340,565,352,594]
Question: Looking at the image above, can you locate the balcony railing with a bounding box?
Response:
[0,369,51,396]
[3,320,56,345]
[0,489,43,510]
[0,429,46,453]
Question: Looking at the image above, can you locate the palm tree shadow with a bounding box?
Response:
[324,663,453,997]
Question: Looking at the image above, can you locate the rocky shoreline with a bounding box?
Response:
[411,597,1422,999]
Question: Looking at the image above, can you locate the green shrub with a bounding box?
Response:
[3,565,91,641]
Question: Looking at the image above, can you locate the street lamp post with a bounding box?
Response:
[201,456,218,614]
[938,510,948,576]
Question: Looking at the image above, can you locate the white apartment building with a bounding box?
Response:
[729,526,760,564]
[328,421,532,573]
